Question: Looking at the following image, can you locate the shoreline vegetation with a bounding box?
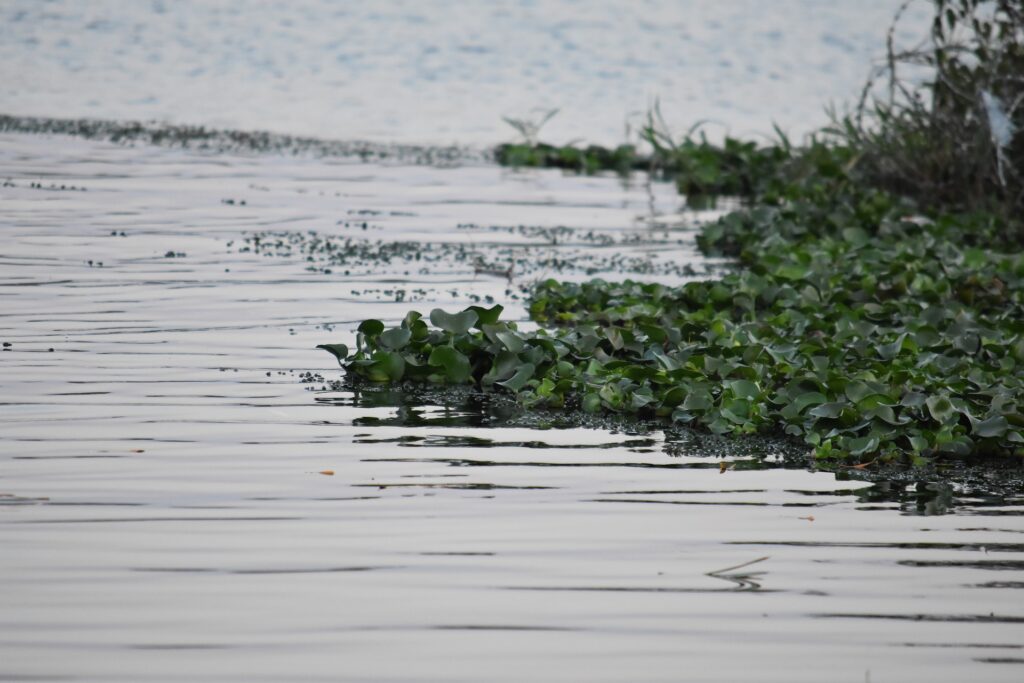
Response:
[322,0,1024,466]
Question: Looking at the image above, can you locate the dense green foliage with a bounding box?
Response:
[321,0,1024,464]
[320,184,1024,463]
[494,142,641,176]
[834,0,1023,225]
[497,127,858,210]
[323,128,1024,463]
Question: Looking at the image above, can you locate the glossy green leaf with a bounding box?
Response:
[428,346,472,383]
[429,308,478,335]
[926,395,956,424]
[466,304,504,327]
[972,415,1009,438]
[379,327,412,350]
[367,351,405,382]
[497,363,536,392]
[316,343,349,366]
[357,319,385,336]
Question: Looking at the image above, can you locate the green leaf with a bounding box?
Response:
[876,334,908,361]
[407,318,429,340]
[661,386,688,407]
[844,382,874,403]
[841,227,870,246]
[793,392,829,412]
[428,346,472,383]
[367,351,405,382]
[972,415,1009,438]
[379,327,412,350]
[901,392,927,409]
[483,350,521,385]
[925,395,956,424]
[775,263,809,281]
[467,304,504,327]
[727,379,759,400]
[809,402,846,419]
[316,343,349,366]
[682,389,713,412]
[429,308,479,335]
[582,393,602,413]
[497,363,536,392]
[907,435,929,452]
[846,435,879,456]
[495,330,525,353]
[357,319,385,336]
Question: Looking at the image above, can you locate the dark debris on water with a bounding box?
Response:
[0,113,487,166]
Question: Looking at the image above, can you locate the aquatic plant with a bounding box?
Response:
[494,140,641,175]
[320,201,1024,464]
[320,0,1024,464]
[323,123,1024,464]
[831,0,1023,227]
[502,108,560,147]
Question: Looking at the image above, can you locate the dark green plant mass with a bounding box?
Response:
[320,0,1024,465]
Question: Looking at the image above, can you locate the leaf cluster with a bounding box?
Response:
[494,142,640,176]
[324,126,1024,464]
[321,1,1024,465]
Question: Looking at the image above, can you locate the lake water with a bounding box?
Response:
[0,0,933,146]
[3,131,1023,683]
[3,2,1024,682]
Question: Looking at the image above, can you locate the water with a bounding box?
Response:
[3,2,1023,680]
[2,133,1024,682]
[0,0,933,146]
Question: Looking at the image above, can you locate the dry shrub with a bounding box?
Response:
[834,0,1023,233]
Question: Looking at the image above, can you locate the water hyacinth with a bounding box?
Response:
[323,128,1024,464]
[323,0,1024,464]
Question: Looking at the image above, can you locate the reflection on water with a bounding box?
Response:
[329,379,1024,517]
[2,133,1024,682]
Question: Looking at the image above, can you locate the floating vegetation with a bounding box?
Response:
[239,224,713,281]
[322,112,1024,466]
[498,123,852,211]
[495,141,642,176]
[317,0,1024,466]
[0,113,485,166]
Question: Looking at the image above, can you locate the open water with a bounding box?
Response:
[2,2,1022,682]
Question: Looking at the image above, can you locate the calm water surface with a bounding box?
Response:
[0,0,932,145]
[1,133,1023,681]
